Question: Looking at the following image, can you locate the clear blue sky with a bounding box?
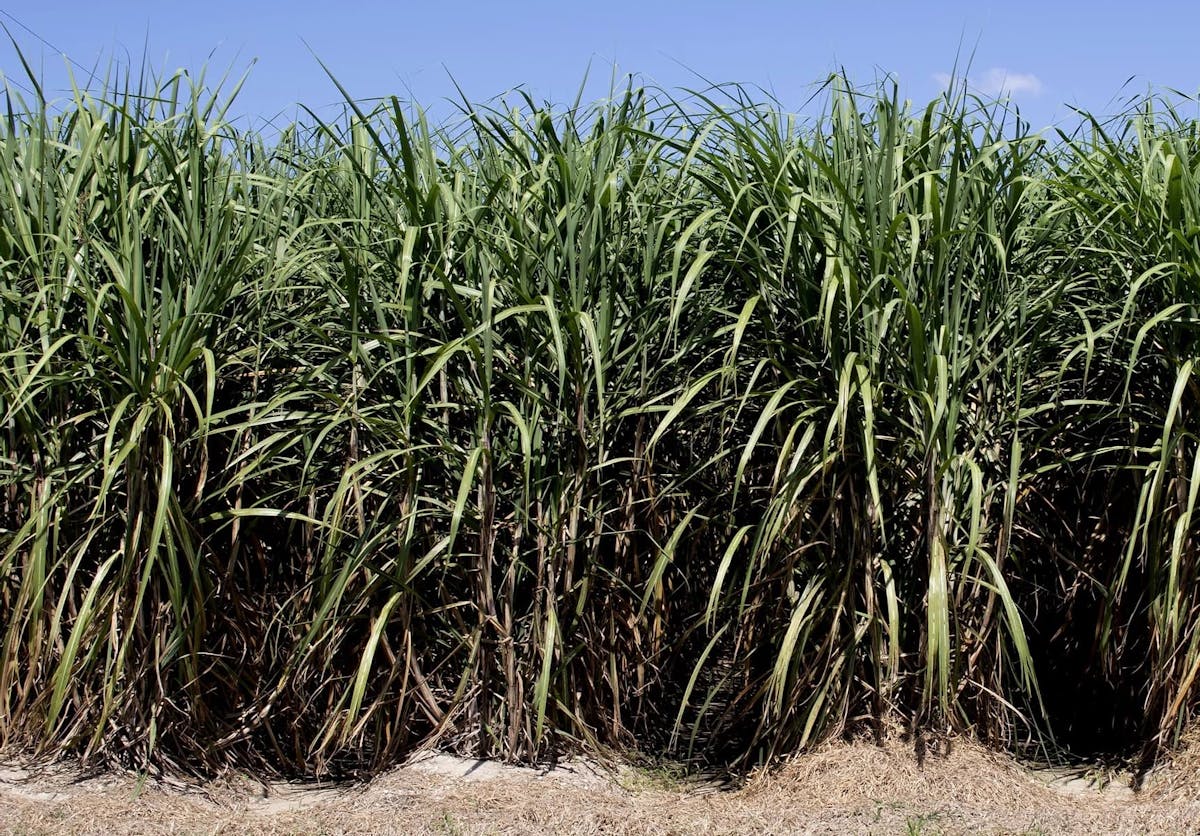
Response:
[1,1,1197,130]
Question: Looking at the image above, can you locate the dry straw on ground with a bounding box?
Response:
[3,739,1199,835]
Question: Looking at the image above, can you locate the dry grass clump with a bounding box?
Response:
[1143,726,1200,802]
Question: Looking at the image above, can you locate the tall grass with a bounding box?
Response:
[0,63,1197,777]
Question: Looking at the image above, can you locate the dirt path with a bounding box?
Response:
[3,741,1199,835]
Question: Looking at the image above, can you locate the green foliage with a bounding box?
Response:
[0,59,1197,777]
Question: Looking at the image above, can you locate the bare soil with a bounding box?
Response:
[3,738,1200,835]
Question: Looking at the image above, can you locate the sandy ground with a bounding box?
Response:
[3,739,1200,835]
